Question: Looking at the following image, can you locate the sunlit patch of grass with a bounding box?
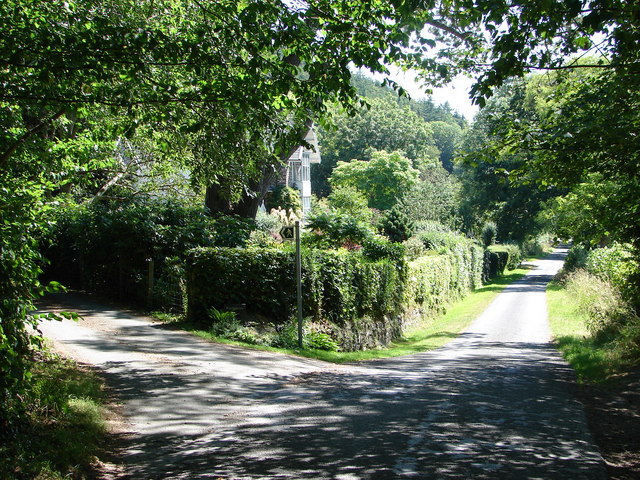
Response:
[167,264,534,363]
[547,280,640,383]
[0,352,109,479]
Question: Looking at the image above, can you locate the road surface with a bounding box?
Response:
[38,247,606,479]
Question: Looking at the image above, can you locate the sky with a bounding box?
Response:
[388,68,480,122]
[363,65,480,122]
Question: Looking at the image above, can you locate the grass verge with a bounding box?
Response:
[0,351,109,479]
[159,263,534,363]
[547,280,639,384]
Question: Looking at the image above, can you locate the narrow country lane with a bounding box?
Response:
[38,247,606,479]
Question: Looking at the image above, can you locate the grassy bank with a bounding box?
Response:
[547,278,640,383]
[0,351,109,479]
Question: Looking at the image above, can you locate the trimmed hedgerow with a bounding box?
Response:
[186,246,408,350]
[186,234,495,351]
[483,250,509,282]
[405,240,485,318]
[488,243,522,271]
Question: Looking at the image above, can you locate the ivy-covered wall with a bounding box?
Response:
[186,240,506,351]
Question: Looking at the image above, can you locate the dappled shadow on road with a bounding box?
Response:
[95,339,606,479]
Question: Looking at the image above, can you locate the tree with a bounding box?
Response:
[400,164,462,229]
[505,68,640,250]
[457,79,561,242]
[429,120,463,172]
[314,97,437,196]
[329,150,419,211]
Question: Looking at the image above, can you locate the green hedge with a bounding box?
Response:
[44,198,252,309]
[186,238,495,351]
[483,250,509,282]
[488,243,522,271]
[186,247,407,350]
[406,241,485,318]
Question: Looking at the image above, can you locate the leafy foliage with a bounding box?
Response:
[265,186,302,218]
[186,247,407,351]
[380,205,416,243]
[565,270,633,336]
[314,97,437,195]
[458,79,561,242]
[45,198,255,308]
[399,164,461,229]
[481,221,497,247]
[330,150,419,211]
[0,175,60,426]
[327,185,372,224]
[304,209,374,250]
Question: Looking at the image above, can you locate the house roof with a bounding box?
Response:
[288,128,321,164]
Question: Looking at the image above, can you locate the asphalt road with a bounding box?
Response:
[38,247,606,479]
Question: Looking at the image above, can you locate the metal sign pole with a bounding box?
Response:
[295,221,303,348]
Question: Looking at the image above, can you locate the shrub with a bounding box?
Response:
[362,236,406,262]
[488,243,522,271]
[380,205,415,243]
[328,185,372,223]
[417,230,462,252]
[483,250,509,282]
[481,221,497,247]
[564,244,589,272]
[585,243,637,297]
[254,209,283,234]
[403,236,428,261]
[44,198,256,309]
[304,210,374,249]
[265,185,302,217]
[565,269,631,335]
[210,214,255,248]
[521,233,554,256]
[502,243,522,270]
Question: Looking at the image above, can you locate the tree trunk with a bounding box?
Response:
[204,122,313,219]
[204,169,278,219]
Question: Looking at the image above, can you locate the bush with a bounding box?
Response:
[328,185,372,223]
[481,221,497,246]
[482,250,509,282]
[417,229,466,253]
[521,234,554,257]
[362,236,406,262]
[380,205,415,243]
[502,243,522,270]
[265,185,302,217]
[406,239,485,315]
[564,244,589,272]
[585,243,637,298]
[565,269,631,335]
[403,236,428,261]
[44,198,256,309]
[488,243,522,271]
[186,246,407,351]
[304,210,374,249]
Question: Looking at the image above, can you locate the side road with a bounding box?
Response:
[38,247,607,479]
